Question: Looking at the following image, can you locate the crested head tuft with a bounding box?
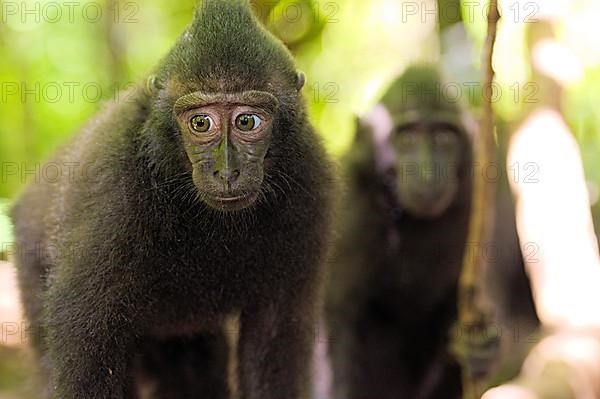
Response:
[381,65,460,117]
[159,0,297,95]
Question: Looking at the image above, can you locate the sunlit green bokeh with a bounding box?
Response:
[1,0,599,213]
[0,199,12,244]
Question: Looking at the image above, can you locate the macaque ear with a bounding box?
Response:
[354,115,374,146]
[295,71,306,91]
[347,115,377,170]
[146,75,163,95]
[357,105,396,173]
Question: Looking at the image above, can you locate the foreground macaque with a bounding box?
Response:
[325,66,537,399]
[10,1,331,398]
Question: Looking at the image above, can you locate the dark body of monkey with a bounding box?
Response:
[10,1,331,398]
[325,66,537,399]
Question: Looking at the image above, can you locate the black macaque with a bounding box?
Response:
[10,1,332,398]
[325,66,537,399]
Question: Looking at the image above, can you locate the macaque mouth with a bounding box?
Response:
[215,193,254,202]
[414,189,445,201]
[206,191,260,211]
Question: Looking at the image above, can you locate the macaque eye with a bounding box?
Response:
[235,114,262,131]
[397,131,418,149]
[190,115,213,133]
[433,130,456,148]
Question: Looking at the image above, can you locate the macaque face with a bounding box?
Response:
[393,122,463,219]
[174,90,278,211]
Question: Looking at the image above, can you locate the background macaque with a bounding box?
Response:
[325,65,537,399]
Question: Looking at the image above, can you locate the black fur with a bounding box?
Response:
[10,1,331,398]
[325,66,537,399]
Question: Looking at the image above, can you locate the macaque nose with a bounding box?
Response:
[214,169,240,185]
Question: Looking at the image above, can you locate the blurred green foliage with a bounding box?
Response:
[0,0,599,226]
[0,199,12,244]
[0,0,200,199]
[0,346,29,393]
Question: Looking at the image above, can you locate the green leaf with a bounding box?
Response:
[0,198,14,246]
